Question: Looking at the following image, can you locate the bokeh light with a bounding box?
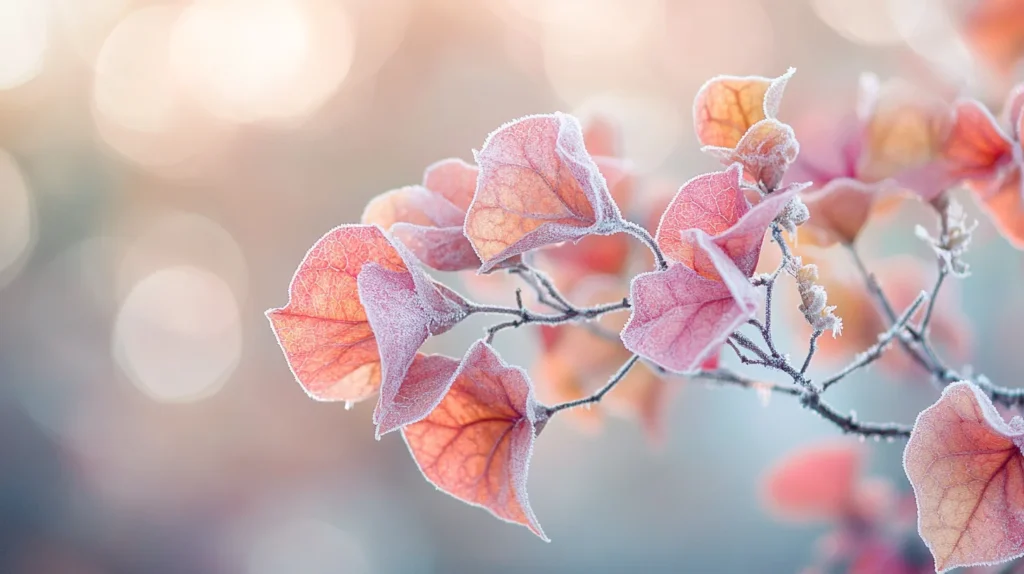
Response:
[112,266,241,403]
[115,210,249,302]
[0,149,36,288]
[92,4,233,169]
[0,0,49,90]
[170,0,356,125]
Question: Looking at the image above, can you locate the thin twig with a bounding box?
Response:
[820,291,929,391]
[800,330,823,375]
[545,354,640,415]
[690,368,801,396]
[919,265,947,337]
[618,219,668,270]
[470,298,630,340]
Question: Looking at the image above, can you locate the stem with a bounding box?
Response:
[545,355,640,415]
[800,330,823,375]
[691,368,801,396]
[820,291,928,391]
[919,265,946,337]
[618,219,668,270]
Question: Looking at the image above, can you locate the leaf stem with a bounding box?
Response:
[545,354,640,415]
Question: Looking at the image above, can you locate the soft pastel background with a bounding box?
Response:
[0,0,1021,572]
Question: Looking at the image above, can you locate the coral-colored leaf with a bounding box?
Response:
[657,165,802,279]
[763,441,863,522]
[537,156,635,282]
[978,169,1024,249]
[692,68,795,149]
[800,179,878,246]
[465,112,622,272]
[962,0,1024,75]
[703,118,800,190]
[904,381,1024,572]
[362,159,482,272]
[403,341,549,540]
[357,259,468,436]
[656,165,750,261]
[423,157,479,213]
[621,231,758,372]
[942,99,1014,181]
[266,225,407,403]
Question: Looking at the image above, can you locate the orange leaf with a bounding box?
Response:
[942,99,1014,181]
[904,382,1024,572]
[266,225,407,403]
[962,0,1024,75]
[762,441,863,522]
[693,68,795,149]
[703,118,800,190]
[465,112,622,272]
[978,167,1024,249]
[403,341,549,540]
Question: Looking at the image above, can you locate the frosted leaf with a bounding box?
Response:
[621,231,758,372]
[403,341,549,540]
[904,382,1024,572]
[358,254,468,437]
[464,112,623,272]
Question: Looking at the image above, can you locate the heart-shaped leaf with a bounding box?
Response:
[693,68,795,149]
[403,341,549,539]
[464,112,622,272]
[621,231,759,372]
[904,381,1024,572]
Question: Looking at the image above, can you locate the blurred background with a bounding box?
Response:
[1,0,1023,572]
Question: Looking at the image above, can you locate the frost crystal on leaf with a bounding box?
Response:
[402,341,549,540]
[904,382,1024,572]
[464,112,622,273]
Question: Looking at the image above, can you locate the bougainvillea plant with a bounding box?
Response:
[267,68,1024,572]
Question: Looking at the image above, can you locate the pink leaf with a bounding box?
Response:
[403,341,549,540]
[655,165,750,263]
[621,231,758,372]
[904,381,1024,572]
[762,441,863,522]
[373,353,460,437]
[266,225,408,403]
[362,159,482,272]
[465,112,622,272]
[656,165,803,279]
[357,259,468,436]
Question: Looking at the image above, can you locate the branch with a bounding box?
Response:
[546,354,640,415]
[471,298,631,342]
[617,219,669,270]
[820,291,928,391]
